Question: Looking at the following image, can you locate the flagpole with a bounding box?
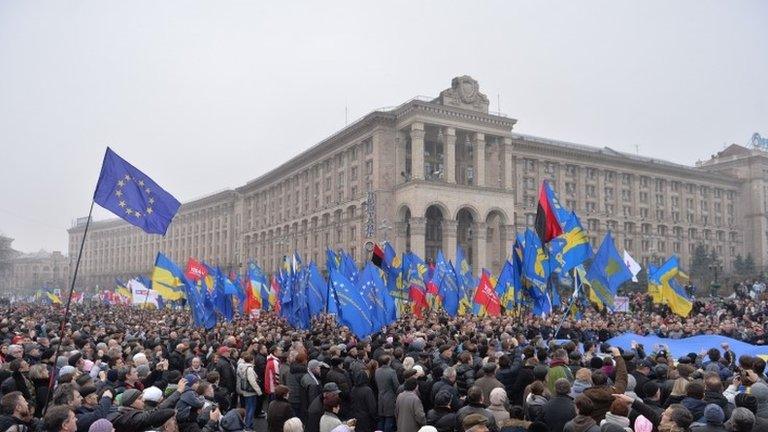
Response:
[551,268,579,343]
[42,199,95,416]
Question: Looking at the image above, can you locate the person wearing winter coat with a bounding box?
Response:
[487,387,510,425]
[456,386,497,432]
[690,404,727,432]
[582,348,627,423]
[546,349,574,395]
[286,353,309,418]
[599,399,633,432]
[267,385,294,432]
[219,409,246,432]
[300,360,323,423]
[475,363,504,408]
[109,389,179,432]
[426,390,458,432]
[563,395,601,432]
[0,391,43,432]
[680,382,708,422]
[455,352,475,397]
[542,379,576,432]
[430,367,461,412]
[524,381,548,423]
[236,351,263,430]
[570,369,593,399]
[495,351,521,398]
[320,393,345,432]
[395,379,426,432]
[348,370,377,432]
[374,355,400,432]
[214,347,237,408]
[75,386,116,432]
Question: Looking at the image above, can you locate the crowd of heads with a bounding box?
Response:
[0,290,765,432]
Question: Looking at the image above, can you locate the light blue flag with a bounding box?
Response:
[359,263,386,331]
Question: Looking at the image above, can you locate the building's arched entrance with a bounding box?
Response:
[486,210,508,274]
[425,205,444,263]
[457,207,475,270]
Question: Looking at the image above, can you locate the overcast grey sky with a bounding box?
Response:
[1,1,766,254]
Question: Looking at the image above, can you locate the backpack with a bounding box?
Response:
[238,365,256,394]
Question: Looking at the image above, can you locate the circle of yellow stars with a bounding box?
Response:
[114,174,155,219]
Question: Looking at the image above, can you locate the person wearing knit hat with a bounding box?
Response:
[750,382,768,418]
[701,403,725,428]
[488,387,509,425]
[184,373,200,388]
[120,388,142,408]
[88,419,114,432]
[725,407,756,432]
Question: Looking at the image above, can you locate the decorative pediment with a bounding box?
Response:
[434,75,490,113]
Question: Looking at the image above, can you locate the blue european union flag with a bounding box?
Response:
[93,147,181,235]
[307,262,327,317]
[330,268,374,338]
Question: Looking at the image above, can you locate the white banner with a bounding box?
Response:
[127,278,159,307]
[614,296,630,313]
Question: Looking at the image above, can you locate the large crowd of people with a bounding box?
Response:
[0,290,767,432]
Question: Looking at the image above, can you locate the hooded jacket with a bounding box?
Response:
[348,370,377,432]
[220,409,245,432]
[564,414,601,432]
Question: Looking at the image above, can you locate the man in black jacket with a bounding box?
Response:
[541,379,576,432]
[74,386,115,432]
[214,346,237,407]
[430,367,461,412]
[0,391,43,432]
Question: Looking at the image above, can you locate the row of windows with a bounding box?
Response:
[521,161,735,199]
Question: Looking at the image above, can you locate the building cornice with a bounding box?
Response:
[511,134,741,187]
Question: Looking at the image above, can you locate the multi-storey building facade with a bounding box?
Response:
[68,76,763,290]
[0,236,69,295]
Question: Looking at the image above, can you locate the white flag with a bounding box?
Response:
[127,278,159,307]
[623,250,642,282]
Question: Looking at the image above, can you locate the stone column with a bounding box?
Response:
[503,137,514,191]
[444,127,456,184]
[394,222,409,254]
[410,217,427,258]
[395,130,407,185]
[410,123,425,180]
[500,224,517,260]
[474,133,485,187]
[442,219,458,263]
[472,222,488,274]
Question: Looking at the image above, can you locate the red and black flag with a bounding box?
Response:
[371,243,385,269]
[534,180,563,244]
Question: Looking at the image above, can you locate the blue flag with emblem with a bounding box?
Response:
[586,232,632,311]
[455,246,476,315]
[523,229,552,316]
[93,147,181,235]
[495,259,520,312]
[434,251,460,316]
[329,268,374,338]
[548,211,593,274]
